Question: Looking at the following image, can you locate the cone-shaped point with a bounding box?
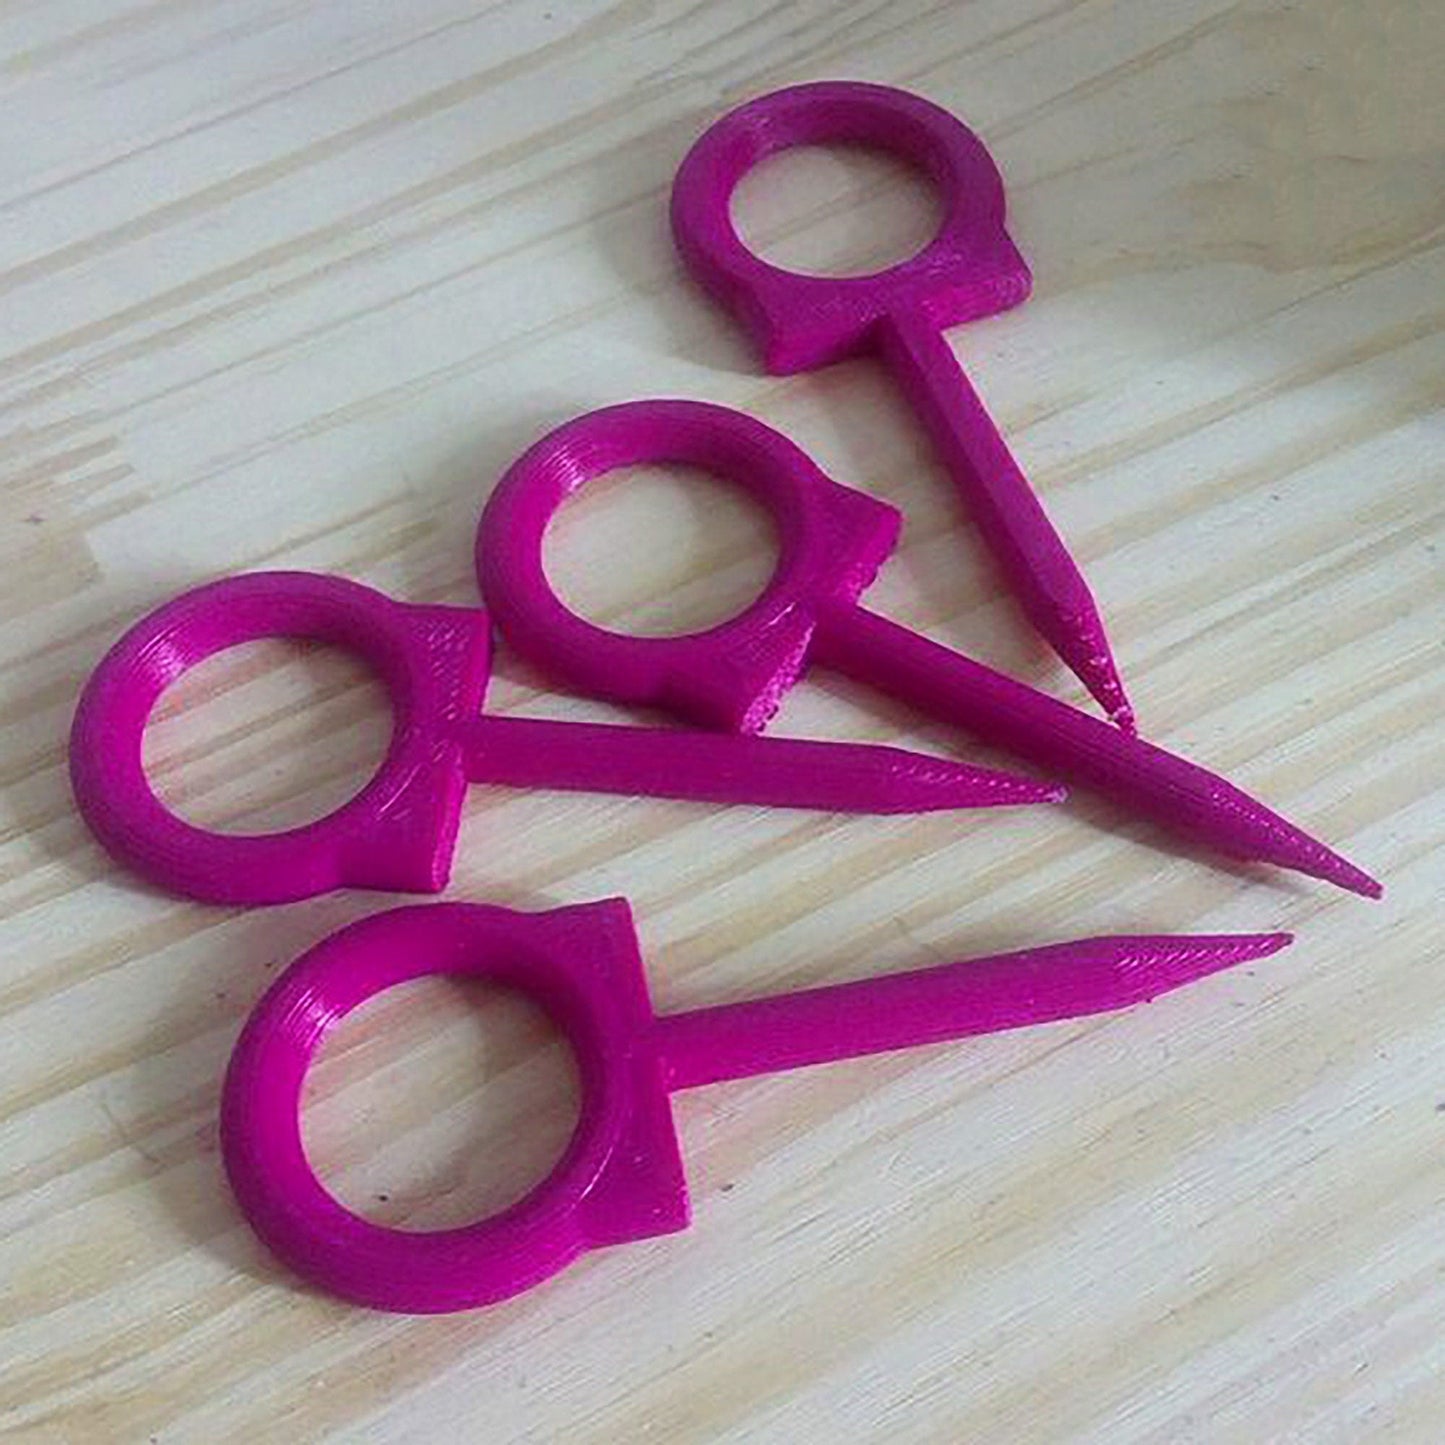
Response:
[1291,843,1384,900]
[1114,930,1293,1003]
[1066,643,1136,738]
[1254,813,1383,898]
[900,754,1066,811]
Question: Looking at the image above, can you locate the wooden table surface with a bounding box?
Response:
[3,2,1442,1440]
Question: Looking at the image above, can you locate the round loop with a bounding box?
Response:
[671,81,1032,373]
[477,400,901,733]
[68,572,492,904]
[221,899,685,1314]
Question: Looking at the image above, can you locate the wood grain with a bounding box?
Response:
[2,1,1442,1440]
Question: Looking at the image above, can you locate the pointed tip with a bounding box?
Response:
[1190,929,1295,967]
[1116,930,1293,1000]
[1240,929,1295,959]
[1326,857,1385,900]
[1061,640,1135,739]
[980,932,1296,1023]
[1287,838,1383,900]
[1235,795,1382,899]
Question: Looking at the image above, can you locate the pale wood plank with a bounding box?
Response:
[1,1,1442,1440]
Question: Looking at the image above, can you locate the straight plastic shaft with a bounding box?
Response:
[879,309,1134,730]
[654,932,1291,1090]
[812,603,1380,897]
[459,714,1064,814]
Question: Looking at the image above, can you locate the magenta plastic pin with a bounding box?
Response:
[479,400,1381,899]
[671,80,1134,728]
[68,571,1060,905]
[221,898,1291,1313]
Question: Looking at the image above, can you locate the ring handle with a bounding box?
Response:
[68,572,491,905]
[477,400,901,732]
[671,81,1032,373]
[221,899,688,1313]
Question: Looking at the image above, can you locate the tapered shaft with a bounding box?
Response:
[458,714,1064,813]
[654,932,1290,1090]
[878,309,1134,731]
[813,603,1380,897]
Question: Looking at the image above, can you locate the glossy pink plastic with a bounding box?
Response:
[69,572,1062,906]
[479,401,1381,898]
[221,898,1292,1313]
[671,80,1133,728]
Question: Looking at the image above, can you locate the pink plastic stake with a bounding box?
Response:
[478,401,1381,899]
[671,81,1134,730]
[221,898,1291,1313]
[68,572,1057,906]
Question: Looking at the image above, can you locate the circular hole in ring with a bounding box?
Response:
[301,975,582,1231]
[730,143,943,278]
[542,462,779,637]
[142,639,393,835]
